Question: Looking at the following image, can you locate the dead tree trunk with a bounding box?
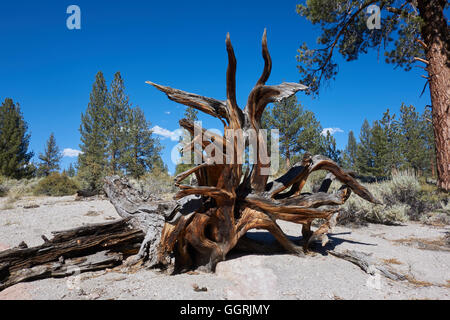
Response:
[134,30,380,272]
[0,219,144,290]
[0,31,381,289]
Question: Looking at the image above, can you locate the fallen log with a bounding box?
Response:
[328,249,406,281]
[0,219,144,291]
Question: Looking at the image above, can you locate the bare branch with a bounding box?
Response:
[415,39,428,50]
[225,33,244,129]
[146,81,229,124]
[414,57,430,65]
[256,29,272,86]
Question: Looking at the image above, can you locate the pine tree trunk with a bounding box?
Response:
[418,0,450,191]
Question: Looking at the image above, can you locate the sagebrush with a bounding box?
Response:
[33,172,80,196]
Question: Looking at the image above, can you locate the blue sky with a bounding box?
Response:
[0,0,431,174]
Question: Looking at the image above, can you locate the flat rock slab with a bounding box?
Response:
[216,255,279,300]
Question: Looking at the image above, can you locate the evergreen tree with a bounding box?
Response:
[369,120,390,177]
[0,98,34,178]
[296,0,450,190]
[342,130,358,170]
[123,106,163,178]
[355,119,373,176]
[379,109,402,172]
[67,163,76,177]
[398,103,429,173]
[184,107,198,123]
[320,131,341,164]
[78,71,109,192]
[37,133,62,176]
[262,95,323,168]
[175,107,199,176]
[107,71,130,175]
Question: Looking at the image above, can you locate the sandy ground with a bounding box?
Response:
[0,195,449,300]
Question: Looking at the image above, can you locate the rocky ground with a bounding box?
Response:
[0,195,449,300]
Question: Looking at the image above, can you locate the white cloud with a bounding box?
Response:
[165,111,171,115]
[62,148,83,158]
[321,127,344,136]
[151,125,183,141]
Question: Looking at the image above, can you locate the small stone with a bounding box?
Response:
[192,284,207,292]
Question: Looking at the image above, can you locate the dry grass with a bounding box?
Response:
[382,258,403,265]
[404,275,437,288]
[392,236,450,252]
[1,192,22,210]
[3,220,20,227]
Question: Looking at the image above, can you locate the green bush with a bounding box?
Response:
[33,172,80,196]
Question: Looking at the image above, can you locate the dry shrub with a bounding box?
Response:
[129,168,176,199]
[339,170,448,226]
[0,176,41,198]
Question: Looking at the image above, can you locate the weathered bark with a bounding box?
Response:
[0,31,382,285]
[140,30,380,272]
[328,250,406,281]
[0,219,144,291]
[417,0,450,191]
[103,176,203,268]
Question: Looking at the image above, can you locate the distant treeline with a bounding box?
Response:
[0,71,165,192]
[77,71,164,191]
[0,76,435,192]
[341,104,435,179]
[261,96,435,179]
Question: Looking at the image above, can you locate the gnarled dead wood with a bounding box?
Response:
[0,219,144,291]
[139,30,380,271]
[1,31,381,287]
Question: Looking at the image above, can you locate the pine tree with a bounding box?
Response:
[175,107,199,176]
[320,131,341,164]
[123,106,163,178]
[107,71,130,175]
[379,109,402,173]
[398,104,429,174]
[184,107,198,123]
[370,121,390,177]
[78,71,109,192]
[0,98,34,178]
[342,130,358,170]
[296,0,450,190]
[355,119,373,176]
[262,95,323,168]
[37,133,62,176]
[67,163,76,177]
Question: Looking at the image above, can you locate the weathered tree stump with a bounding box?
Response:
[0,31,380,291]
[124,30,380,272]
